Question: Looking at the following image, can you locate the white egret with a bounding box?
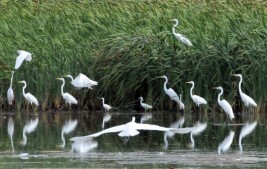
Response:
[102,113,112,129]
[213,87,235,121]
[189,122,207,148]
[65,73,98,89]
[239,121,257,153]
[18,80,39,106]
[7,71,15,105]
[22,118,39,145]
[186,81,207,107]
[60,119,78,148]
[160,75,184,110]
[171,19,192,46]
[232,74,257,107]
[70,117,194,143]
[71,139,98,154]
[139,97,152,111]
[15,50,32,69]
[101,97,112,112]
[140,113,153,124]
[7,118,15,152]
[218,130,235,154]
[179,94,185,110]
[56,78,78,105]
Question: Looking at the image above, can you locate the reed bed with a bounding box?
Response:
[0,1,266,112]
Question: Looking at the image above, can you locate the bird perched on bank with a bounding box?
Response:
[15,50,32,69]
[186,81,207,107]
[56,78,78,105]
[7,71,15,105]
[18,80,39,106]
[170,18,192,46]
[65,73,98,89]
[138,97,152,111]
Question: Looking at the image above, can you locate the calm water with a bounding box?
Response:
[0,110,266,169]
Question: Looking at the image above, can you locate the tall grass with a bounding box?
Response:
[0,1,266,111]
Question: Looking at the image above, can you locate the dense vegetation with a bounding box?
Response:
[0,0,266,112]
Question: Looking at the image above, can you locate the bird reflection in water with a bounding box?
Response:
[22,118,39,145]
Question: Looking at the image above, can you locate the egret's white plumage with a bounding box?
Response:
[232,74,257,107]
[171,19,192,46]
[18,80,39,106]
[60,119,78,148]
[15,50,32,69]
[186,81,207,107]
[102,113,112,129]
[71,139,98,154]
[22,118,39,145]
[213,87,235,120]
[190,122,207,148]
[7,71,15,105]
[239,121,257,153]
[140,113,153,124]
[56,78,78,105]
[101,97,112,112]
[70,117,194,142]
[7,118,14,152]
[218,130,235,154]
[65,73,98,89]
[179,94,185,110]
[139,97,152,111]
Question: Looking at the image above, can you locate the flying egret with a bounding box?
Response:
[71,139,98,154]
[64,73,98,89]
[18,80,39,106]
[232,74,257,107]
[102,113,112,129]
[160,75,184,110]
[60,119,78,148]
[22,118,39,145]
[7,118,15,152]
[7,71,15,105]
[186,81,207,107]
[70,117,194,143]
[218,130,235,154]
[189,122,207,148]
[139,97,152,111]
[140,113,153,124]
[213,87,235,121]
[170,19,192,46]
[15,50,32,69]
[56,78,78,105]
[239,121,257,153]
[101,97,112,112]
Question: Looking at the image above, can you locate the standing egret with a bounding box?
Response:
[138,97,153,111]
[15,50,32,69]
[70,117,194,143]
[18,80,39,106]
[186,81,207,107]
[171,19,192,46]
[179,94,185,110]
[239,121,257,153]
[189,122,207,148]
[56,78,78,105]
[102,113,112,129]
[8,118,15,152]
[71,139,98,154]
[7,71,15,105]
[218,130,235,154]
[232,74,257,107]
[65,73,98,89]
[60,119,78,148]
[213,87,235,121]
[22,118,39,145]
[101,97,112,112]
[160,75,184,110]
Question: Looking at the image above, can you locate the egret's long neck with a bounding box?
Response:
[61,80,65,96]
[10,73,14,88]
[61,131,65,147]
[69,75,74,81]
[102,98,105,106]
[139,99,143,105]
[190,83,194,98]
[217,89,223,103]
[163,77,168,93]
[238,76,243,94]
[22,129,27,145]
[22,83,27,98]
[172,20,179,35]
[190,132,195,148]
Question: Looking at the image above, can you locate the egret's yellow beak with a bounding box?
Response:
[18,81,23,83]
[55,78,61,80]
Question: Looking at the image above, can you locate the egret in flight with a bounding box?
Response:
[7,118,15,152]
[186,81,207,107]
[70,117,194,143]
[15,50,32,69]
[213,87,235,121]
[56,78,78,105]
[232,74,257,107]
[160,75,184,110]
[22,118,39,145]
[101,97,112,112]
[7,71,15,105]
[171,19,192,46]
[60,119,78,148]
[239,121,257,153]
[18,80,39,106]
[65,73,98,89]
[218,130,235,154]
[138,97,152,111]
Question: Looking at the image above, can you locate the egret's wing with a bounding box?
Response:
[171,127,194,134]
[63,120,78,134]
[7,118,14,136]
[135,123,171,131]
[193,95,207,104]
[7,88,14,105]
[15,51,32,69]
[73,73,98,88]
[220,100,234,119]
[167,88,180,103]
[25,118,39,133]
[26,93,39,106]
[64,93,78,104]
[241,93,257,107]
[79,73,98,86]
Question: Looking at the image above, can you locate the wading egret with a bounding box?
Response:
[7,118,14,152]
[179,94,185,110]
[101,97,112,112]
[15,50,32,69]
[171,19,192,46]
[71,139,98,154]
[239,121,257,153]
[70,117,194,143]
[218,130,235,154]
[7,71,14,105]
[189,122,207,148]
[18,80,39,106]
[140,113,153,124]
[139,97,152,111]
[186,81,207,107]
[60,119,78,148]
[56,78,78,105]
[102,113,112,129]
[213,87,235,121]
[22,118,39,145]
[160,75,184,110]
[232,74,257,107]
[65,73,98,89]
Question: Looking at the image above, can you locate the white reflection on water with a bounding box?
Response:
[189,122,207,148]
[61,119,78,148]
[71,139,98,154]
[7,118,14,152]
[22,118,39,146]
[239,121,257,153]
[218,130,235,154]
[102,113,111,129]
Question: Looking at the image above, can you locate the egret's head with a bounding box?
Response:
[101,97,104,100]
[138,97,143,100]
[170,19,178,22]
[160,75,167,79]
[212,86,222,90]
[11,71,14,74]
[64,75,72,79]
[18,80,26,84]
[55,77,64,81]
[132,117,135,122]
[186,81,194,84]
[232,74,242,78]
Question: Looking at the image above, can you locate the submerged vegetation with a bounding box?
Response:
[0,0,266,111]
